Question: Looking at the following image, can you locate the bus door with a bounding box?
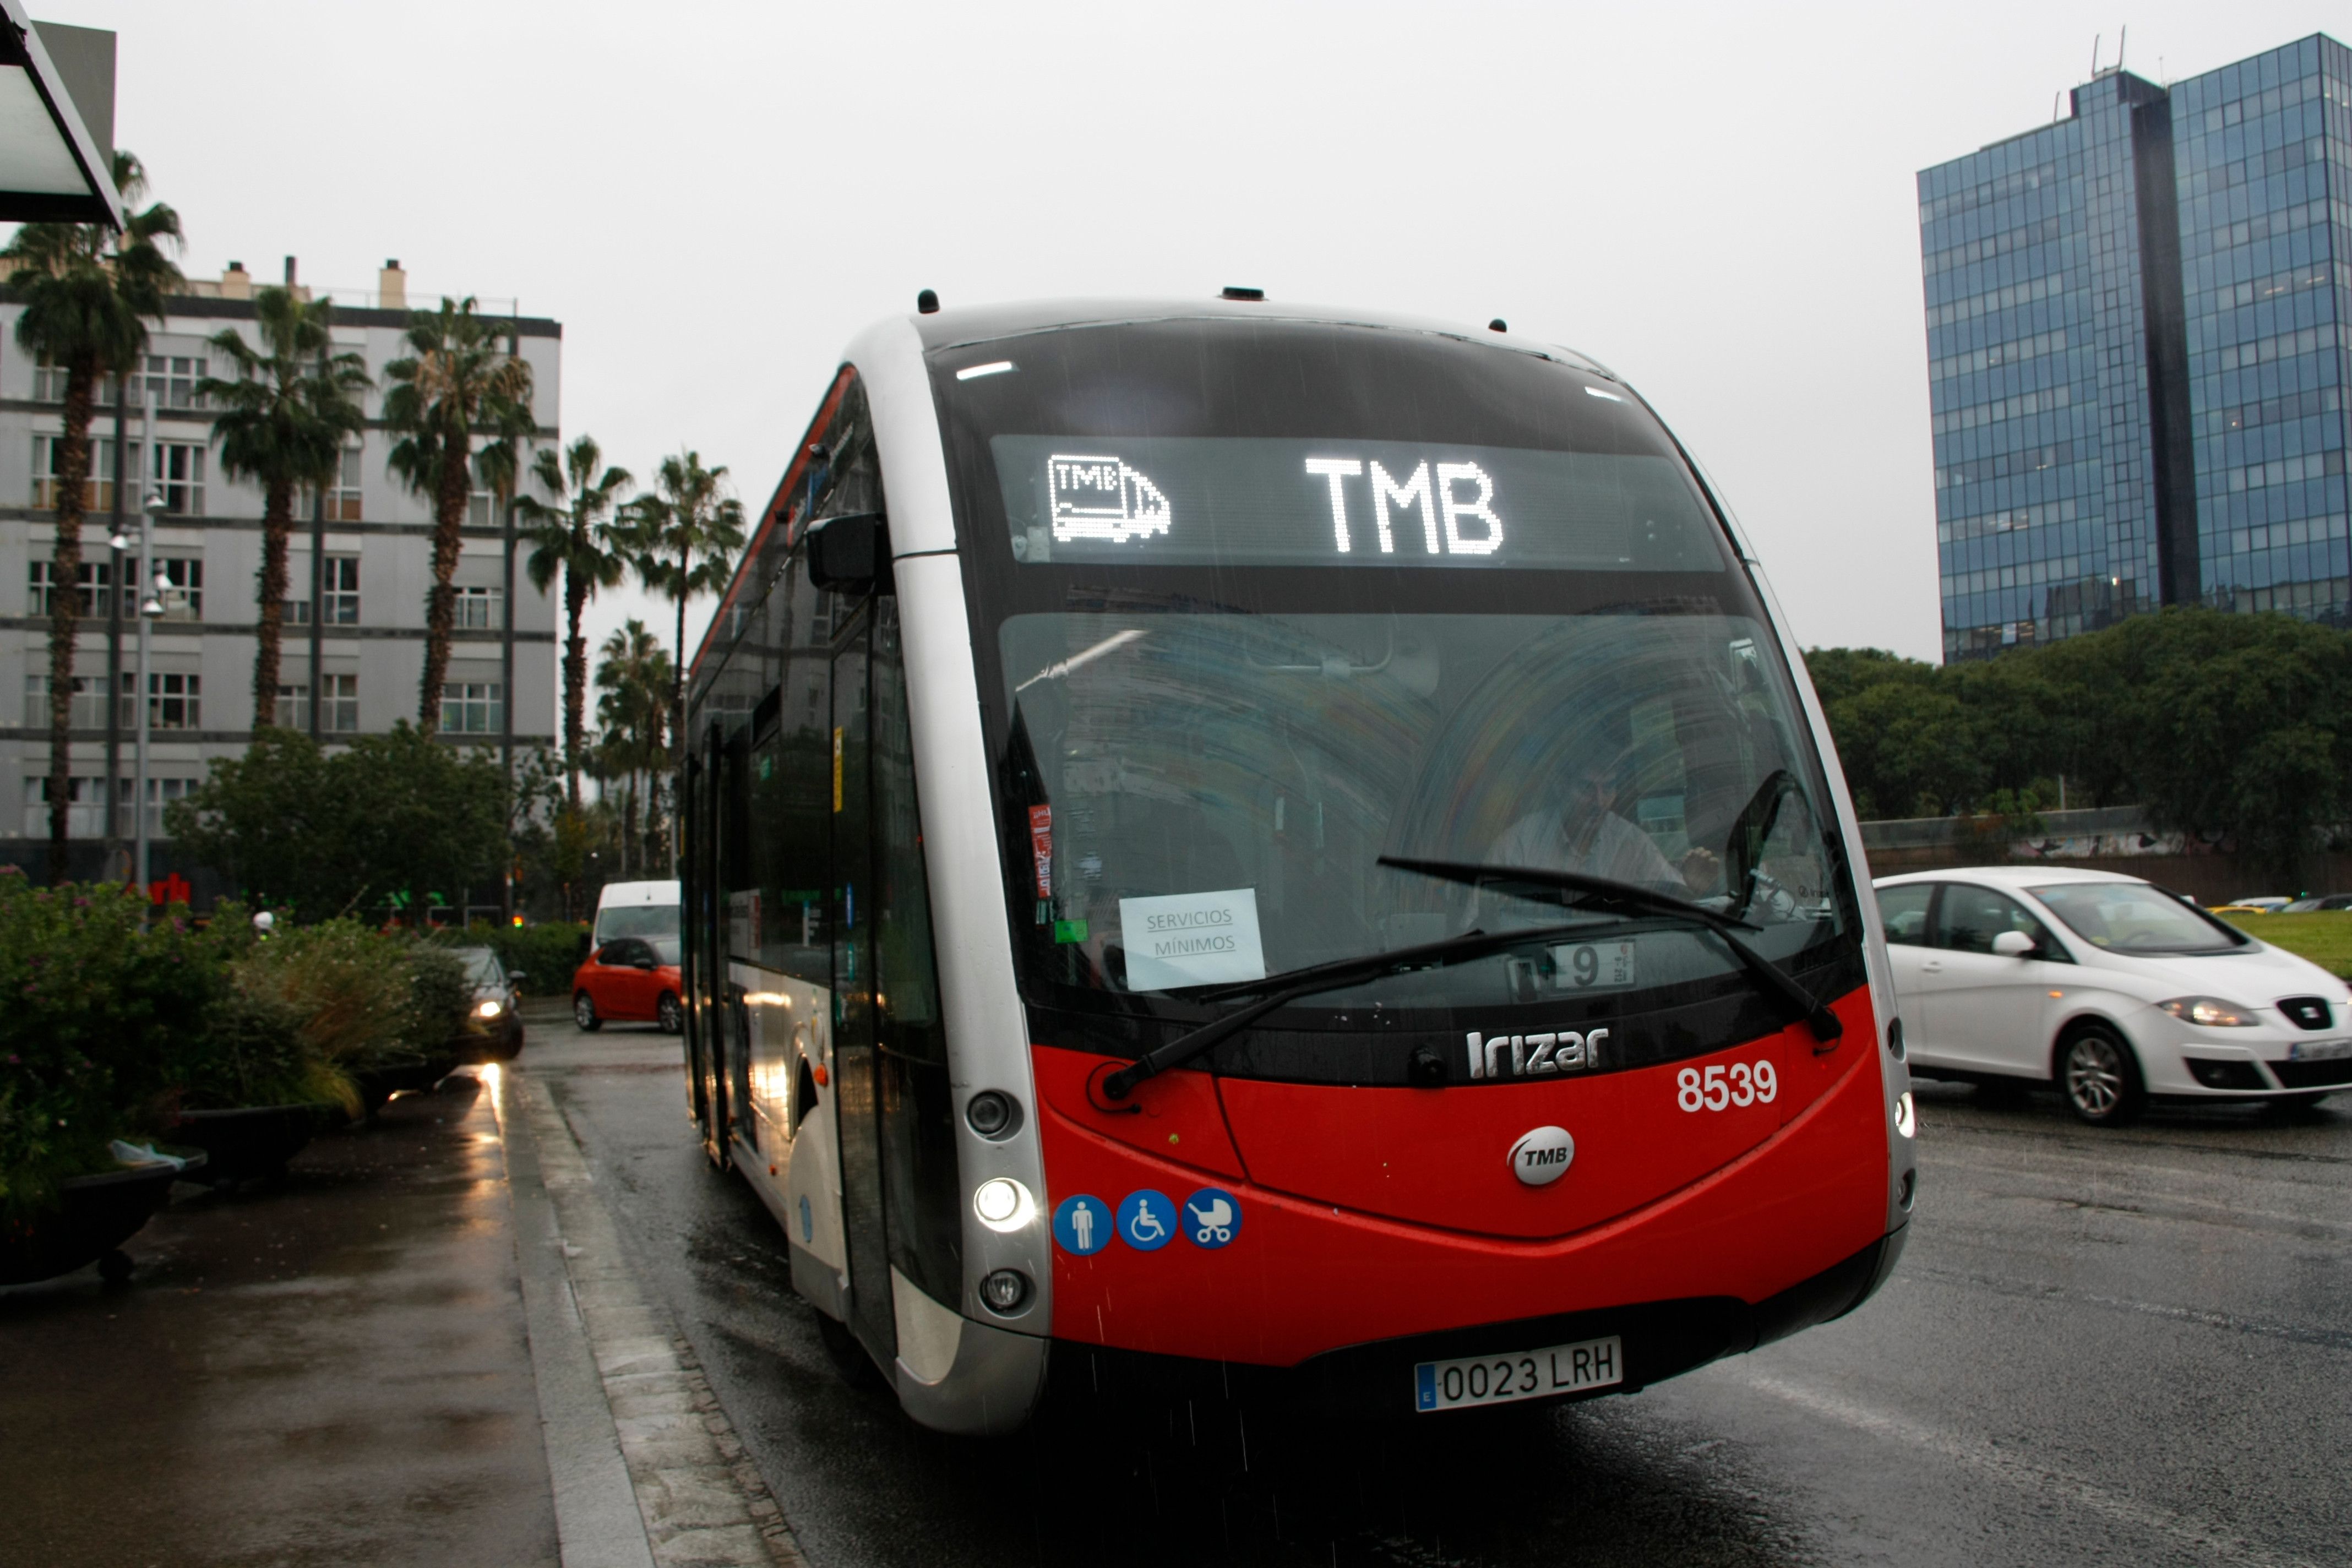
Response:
[682,743,705,1133]
[830,608,897,1362]
[687,733,719,1145]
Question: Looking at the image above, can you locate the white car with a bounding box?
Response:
[1873,867,2352,1125]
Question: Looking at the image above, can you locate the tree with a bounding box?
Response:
[166,723,509,919]
[515,437,632,808]
[196,288,369,728]
[382,298,534,736]
[2,152,182,879]
[593,620,673,878]
[625,448,745,754]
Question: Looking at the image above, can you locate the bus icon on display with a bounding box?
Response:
[1047,454,1173,543]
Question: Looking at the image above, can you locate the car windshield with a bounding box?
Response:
[939,318,1864,1026]
[2029,883,2248,955]
[454,948,502,983]
[596,904,679,944]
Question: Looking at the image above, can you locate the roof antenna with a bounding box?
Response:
[2117,25,2126,73]
[2089,34,2101,76]
[2053,90,2062,123]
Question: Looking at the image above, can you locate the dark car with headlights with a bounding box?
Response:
[449,946,526,1061]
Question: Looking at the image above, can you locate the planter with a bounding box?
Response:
[0,1157,201,1286]
[348,1058,461,1124]
[172,1104,331,1190]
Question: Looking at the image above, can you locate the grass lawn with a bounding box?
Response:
[2223,912,2352,979]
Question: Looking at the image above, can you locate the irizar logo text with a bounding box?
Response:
[1466,1028,1608,1080]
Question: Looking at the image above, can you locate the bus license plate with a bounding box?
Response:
[1413,1335,1623,1412]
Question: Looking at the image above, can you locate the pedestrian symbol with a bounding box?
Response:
[1183,1188,1243,1248]
[1053,1194,1112,1256]
[1115,1189,1177,1252]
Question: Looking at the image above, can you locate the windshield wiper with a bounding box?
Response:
[1098,921,1600,1101]
[1378,855,1844,1046]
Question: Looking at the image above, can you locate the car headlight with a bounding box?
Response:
[2157,995,2257,1027]
[476,998,504,1019]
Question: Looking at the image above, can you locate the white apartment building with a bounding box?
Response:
[0,258,561,881]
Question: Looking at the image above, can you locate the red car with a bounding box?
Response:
[571,935,684,1033]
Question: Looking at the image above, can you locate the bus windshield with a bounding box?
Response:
[934,318,1861,1035]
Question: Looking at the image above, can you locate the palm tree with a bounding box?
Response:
[625,449,747,751]
[2,152,181,880]
[515,437,632,808]
[197,288,369,729]
[382,298,534,737]
[593,620,672,878]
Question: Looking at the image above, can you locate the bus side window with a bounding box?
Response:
[755,553,835,986]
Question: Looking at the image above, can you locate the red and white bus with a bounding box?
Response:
[680,294,1914,1432]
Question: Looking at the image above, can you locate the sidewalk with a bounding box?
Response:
[0,1035,801,1568]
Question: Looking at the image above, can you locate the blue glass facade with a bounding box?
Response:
[2172,36,2352,620]
[1918,35,2352,660]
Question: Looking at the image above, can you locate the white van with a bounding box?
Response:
[593,879,681,948]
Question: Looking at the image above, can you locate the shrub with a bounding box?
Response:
[236,921,470,1080]
[0,874,220,1218]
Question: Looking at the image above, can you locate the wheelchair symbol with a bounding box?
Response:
[1183,1188,1243,1249]
[1115,1189,1176,1251]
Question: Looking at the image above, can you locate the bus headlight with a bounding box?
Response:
[1894,1091,1917,1140]
[972,1177,1035,1233]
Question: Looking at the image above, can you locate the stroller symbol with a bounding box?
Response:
[1184,1189,1243,1249]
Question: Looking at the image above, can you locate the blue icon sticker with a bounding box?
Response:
[1182,1187,1243,1248]
[1115,1189,1178,1251]
[1053,1194,1112,1256]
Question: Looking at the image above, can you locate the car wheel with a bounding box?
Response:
[2060,1025,2144,1126]
[657,992,684,1035]
[574,992,602,1033]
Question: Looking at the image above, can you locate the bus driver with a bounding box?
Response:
[1490,759,1684,894]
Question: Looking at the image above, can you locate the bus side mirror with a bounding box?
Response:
[806,512,889,594]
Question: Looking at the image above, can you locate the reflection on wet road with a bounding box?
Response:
[541,1024,2352,1567]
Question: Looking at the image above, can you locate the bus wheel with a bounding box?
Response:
[814,1310,884,1390]
[574,992,602,1032]
[2060,1025,2144,1127]
[657,993,683,1035]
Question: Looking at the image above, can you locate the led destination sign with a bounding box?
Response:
[995,434,1723,573]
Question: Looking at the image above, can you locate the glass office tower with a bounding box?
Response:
[1919,34,2350,661]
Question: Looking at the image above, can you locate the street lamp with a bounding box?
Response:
[131,388,161,895]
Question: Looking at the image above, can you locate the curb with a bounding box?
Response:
[492,1065,805,1568]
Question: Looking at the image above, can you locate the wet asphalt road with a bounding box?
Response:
[536,1021,2352,1568]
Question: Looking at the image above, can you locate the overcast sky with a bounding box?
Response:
[28,1,2342,678]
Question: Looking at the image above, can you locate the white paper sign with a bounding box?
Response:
[1119,888,1266,991]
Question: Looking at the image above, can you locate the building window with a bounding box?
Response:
[306,447,362,522]
[440,682,502,734]
[146,441,205,515]
[151,557,202,620]
[120,671,200,730]
[467,489,499,528]
[22,674,109,729]
[454,584,503,629]
[22,775,110,837]
[27,559,111,617]
[30,433,124,512]
[32,355,69,402]
[322,556,360,623]
[324,672,358,732]
[133,354,208,410]
[273,683,307,728]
